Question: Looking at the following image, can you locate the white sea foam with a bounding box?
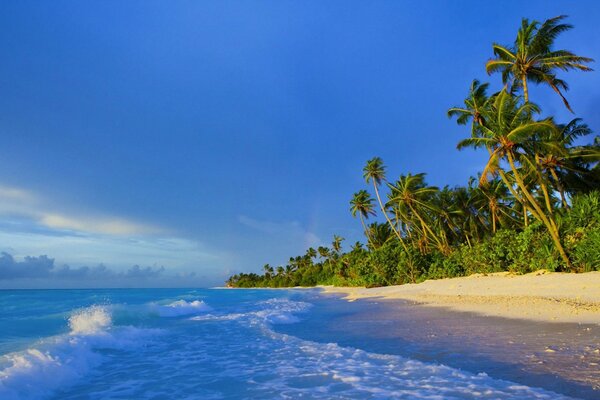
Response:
[188,298,573,399]
[1,296,578,400]
[153,300,212,317]
[0,305,159,400]
[68,306,111,335]
[190,298,310,326]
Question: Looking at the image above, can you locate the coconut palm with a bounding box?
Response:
[317,246,330,260]
[478,178,516,232]
[447,79,491,131]
[263,264,274,279]
[536,119,599,206]
[485,15,593,111]
[363,157,406,248]
[387,173,448,254]
[366,222,394,249]
[350,190,376,243]
[332,235,344,255]
[457,89,571,267]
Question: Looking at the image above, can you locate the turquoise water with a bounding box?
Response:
[0,289,576,399]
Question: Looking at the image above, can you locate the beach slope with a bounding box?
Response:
[321,271,600,324]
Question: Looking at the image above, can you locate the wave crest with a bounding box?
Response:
[153,300,212,317]
[68,306,111,335]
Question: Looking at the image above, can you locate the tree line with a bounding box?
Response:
[227,15,599,288]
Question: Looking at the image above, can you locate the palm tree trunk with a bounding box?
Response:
[409,203,446,254]
[495,168,529,228]
[506,152,571,268]
[359,213,372,247]
[465,233,472,249]
[522,75,529,103]
[373,183,408,251]
[549,168,569,209]
[534,154,557,219]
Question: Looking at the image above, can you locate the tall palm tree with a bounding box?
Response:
[457,89,571,267]
[448,80,533,227]
[350,190,376,243]
[363,157,407,249]
[486,15,593,112]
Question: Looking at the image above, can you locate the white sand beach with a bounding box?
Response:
[321,271,600,325]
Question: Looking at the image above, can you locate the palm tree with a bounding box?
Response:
[486,15,593,111]
[457,89,571,267]
[332,235,344,255]
[448,79,491,131]
[263,264,274,279]
[350,190,376,243]
[367,222,394,249]
[317,246,330,260]
[387,173,448,254]
[537,119,599,207]
[479,178,515,233]
[306,247,317,260]
[350,241,363,252]
[363,157,406,249]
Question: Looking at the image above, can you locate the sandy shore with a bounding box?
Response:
[320,270,600,325]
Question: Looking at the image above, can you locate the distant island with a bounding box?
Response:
[227,15,599,289]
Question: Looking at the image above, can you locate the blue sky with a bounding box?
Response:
[0,1,598,287]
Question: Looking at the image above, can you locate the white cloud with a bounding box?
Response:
[0,184,159,235]
[0,183,231,286]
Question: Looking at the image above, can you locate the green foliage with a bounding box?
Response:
[226,17,598,289]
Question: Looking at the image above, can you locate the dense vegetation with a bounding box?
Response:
[227,15,599,288]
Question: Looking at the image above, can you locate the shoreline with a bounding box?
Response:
[318,270,600,325]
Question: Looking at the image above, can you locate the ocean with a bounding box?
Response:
[0,288,577,399]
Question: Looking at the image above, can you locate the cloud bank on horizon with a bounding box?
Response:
[0,183,230,287]
[0,251,211,288]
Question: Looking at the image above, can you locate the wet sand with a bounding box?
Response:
[279,291,600,400]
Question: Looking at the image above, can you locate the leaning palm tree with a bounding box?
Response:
[457,89,571,267]
[350,190,376,243]
[363,157,407,249]
[486,15,593,112]
[387,173,448,254]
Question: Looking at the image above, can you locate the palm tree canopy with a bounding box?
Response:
[350,190,376,218]
[363,157,386,185]
[332,235,344,253]
[448,79,491,128]
[485,15,593,112]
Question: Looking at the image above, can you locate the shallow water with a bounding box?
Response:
[282,293,600,399]
[0,288,586,399]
